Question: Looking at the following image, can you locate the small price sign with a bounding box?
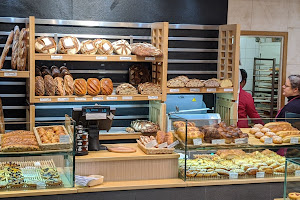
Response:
[193,138,202,146]
[256,172,265,178]
[51,55,63,59]
[59,135,70,143]
[229,172,238,179]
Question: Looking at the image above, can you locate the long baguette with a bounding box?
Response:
[0,30,14,69]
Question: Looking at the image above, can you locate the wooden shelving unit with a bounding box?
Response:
[166,87,234,94]
[0,70,30,78]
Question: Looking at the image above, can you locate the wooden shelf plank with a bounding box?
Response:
[35,54,164,62]
[166,87,234,94]
[32,94,162,103]
[0,70,30,78]
[99,132,142,140]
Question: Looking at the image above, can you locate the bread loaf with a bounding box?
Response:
[100,78,113,95]
[35,36,57,54]
[264,122,296,133]
[94,39,113,55]
[186,79,204,88]
[60,66,71,77]
[80,40,97,55]
[54,77,65,96]
[59,36,80,54]
[0,30,14,69]
[41,66,51,77]
[87,78,101,96]
[64,75,74,95]
[112,40,131,55]
[175,76,189,85]
[35,67,42,76]
[204,79,220,88]
[130,42,163,57]
[167,78,185,88]
[35,76,45,96]
[156,131,165,144]
[129,64,151,86]
[165,132,174,145]
[74,79,87,96]
[116,83,138,95]
[51,66,62,78]
[0,98,4,134]
[220,79,233,88]
[138,82,161,95]
[11,25,20,70]
[17,28,28,71]
[177,126,204,144]
[44,75,55,96]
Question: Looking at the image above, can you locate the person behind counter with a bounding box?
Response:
[276,74,300,118]
[237,69,264,128]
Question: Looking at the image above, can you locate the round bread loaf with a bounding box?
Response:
[116,83,137,95]
[112,40,131,55]
[94,39,113,55]
[130,42,163,57]
[167,78,185,88]
[35,36,57,54]
[51,66,62,78]
[74,79,87,96]
[100,78,113,95]
[59,36,80,54]
[220,79,233,88]
[64,75,74,95]
[87,78,101,96]
[35,76,45,96]
[54,77,65,96]
[204,79,220,88]
[44,75,55,96]
[80,40,97,55]
[186,79,204,88]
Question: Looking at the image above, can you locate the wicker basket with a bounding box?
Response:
[33,125,72,150]
[137,140,174,154]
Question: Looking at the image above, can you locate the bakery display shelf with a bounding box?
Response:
[0,70,29,78]
[166,87,234,94]
[256,86,278,89]
[0,149,73,157]
[32,94,162,103]
[35,54,163,63]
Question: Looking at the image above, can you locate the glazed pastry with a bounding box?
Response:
[254,132,264,139]
[249,127,260,134]
[261,128,271,133]
[288,192,300,200]
[265,132,276,138]
[253,124,264,129]
[272,136,283,144]
[260,136,270,143]
[74,79,87,96]
[87,78,101,96]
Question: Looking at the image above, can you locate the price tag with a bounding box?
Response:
[93,97,104,101]
[37,181,46,189]
[145,140,158,148]
[295,170,300,177]
[75,97,86,101]
[212,139,225,145]
[256,172,265,178]
[158,142,168,148]
[234,138,248,144]
[190,88,200,92]
[224,88,233,92]
[58,97,69,101]
[264,137,273,144]
[229,172,238,179]
[290,137,299,144]
[148,96,158,100]
[122,96,133,100]
[4,72,17,76]
[96,56,107,60]
[145,57,155,61]
[193,138,202,146]
[207,88,217,92]
[40,98,51,102]
[51,55,63,59]
[107,96,117,100]
[170,89,179,93]
[34,162,41,167]
[59,135,70,143]
[120,57,132,60]
[167,140,179,148]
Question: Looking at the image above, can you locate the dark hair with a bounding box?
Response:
[288,75,300,91]
[240,69,247,83]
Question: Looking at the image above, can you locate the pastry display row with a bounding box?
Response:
[35,36,163,57]
[167,76,233,88]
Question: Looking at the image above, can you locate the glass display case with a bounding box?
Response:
[168,114,300,182]
[284,157,300,200]
[0,116,75,191]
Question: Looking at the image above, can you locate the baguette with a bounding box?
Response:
[11,26,20,69]
[0,30,14,69]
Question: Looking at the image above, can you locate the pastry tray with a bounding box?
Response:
[137,140,174,154]
[33,125,72,150]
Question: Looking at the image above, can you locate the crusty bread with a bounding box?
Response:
[80,40,97,55]
[74,79,87,96]
[44,75,56,96]
[35,76,45,96]
[94,39,113,55]
[35,36,57,54]
[100,78,113,95]
[11,26,20,69]
[87,78,101,96]
[59,36,80,54]
[0,30,14,69]
[167,78,185,88]
[112,40,131,55]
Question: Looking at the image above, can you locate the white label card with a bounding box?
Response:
[145,57,155,61]
[229,172,238,179]
[145,140,158,148]
[51,55,63,60]
[235,138,248,144]
[34,162,41,167]
[256,172,265,178]
[290,137,299,144]
[148,96,158,100]
[59,135,70,143]
[264,137,273,144]
[120,57,132,60]
[212,139,225,145]
[40,98,51,102]
[4,72,17,76]
[107,97,117,100]
[207,88,217,92]
[93,97,104,101]
[58,98,69,101]
[37,181,46,189]
[75,97,86,101]
[224,88,234,92]
[96,56,107,60]
[167,140,179,148]
[122,96,133,100]
[170,89,180,93]
[295,170,300,177]
[158,142,168,148]
[190,88,200,92]
[193,138,202,146]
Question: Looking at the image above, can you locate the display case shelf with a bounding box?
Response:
[166,87,234,94]
[0,70,30,78]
